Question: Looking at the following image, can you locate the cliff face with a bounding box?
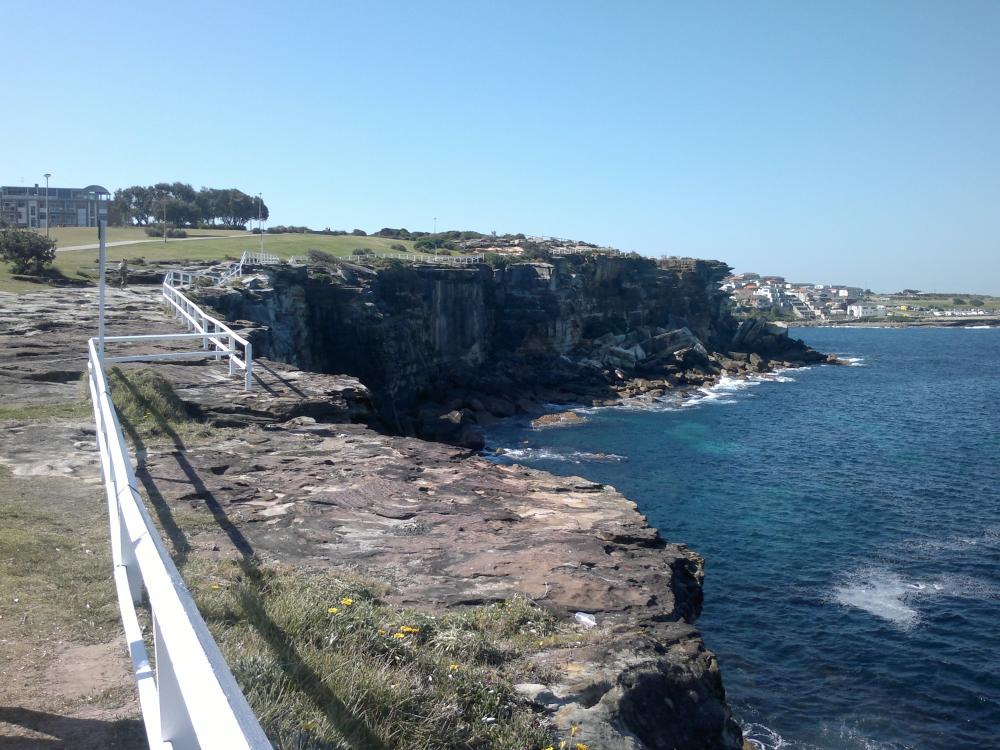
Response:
[190,256,786,749]
[202,255,818,444]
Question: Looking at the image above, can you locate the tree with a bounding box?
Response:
[0,228,57,274]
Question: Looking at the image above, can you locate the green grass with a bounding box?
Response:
[885,294,1000,310]
[48,225,245,248]
[185,560,562,750]
[0,231,421,293]
[0,466,120,644]
[0,400,91,421]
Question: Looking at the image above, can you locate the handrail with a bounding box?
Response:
[348,252,486,265]
[160,272,254,390]
[86,338,272,750]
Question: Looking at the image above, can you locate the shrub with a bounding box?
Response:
[307,249,340,265]
[519,242,552,262]
[483,253,511,270]
[351,228,367,236]
[389,243,407,252]
[144,225,187,238]
[0,228,57,274]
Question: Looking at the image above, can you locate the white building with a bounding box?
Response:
[847,304,887,318]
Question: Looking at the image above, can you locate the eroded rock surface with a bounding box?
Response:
[0,286,745,749]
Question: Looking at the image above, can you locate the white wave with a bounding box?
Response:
[742,722,791,750]
[840,356,866,367]
[830,559,1000,630]
[966,325,995,329]
[492,446,627,464]
[830,568,922,629]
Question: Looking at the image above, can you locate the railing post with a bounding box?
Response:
[118,495,142,604]
[244,342,253,391]
[229,335,235,376]
[154,614,197,748]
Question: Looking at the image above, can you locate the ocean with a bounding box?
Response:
[487,327,1000,750]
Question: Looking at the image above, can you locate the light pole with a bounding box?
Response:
[43,173,51,237]
[257,193,264,254]
[163,197,167,243]
[433,217,437,256]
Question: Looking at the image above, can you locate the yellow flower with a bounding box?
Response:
[211,584,220,590]
[575,744,588,750]
[328,607,339,614]
[340,597,354,606]
[393,632,406,639]
[543,746,554,750]
[449,663,459,672]
[378,628,386,635]
[558,742,566,750]
[570,725,578,737]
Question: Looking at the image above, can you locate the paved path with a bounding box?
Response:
[57,234,246,253]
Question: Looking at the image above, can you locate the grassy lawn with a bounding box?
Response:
[0,232,420,293]
[885,294,1000,310]
[47,226,247,248]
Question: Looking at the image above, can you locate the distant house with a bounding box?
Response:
[1,184,110,229]
[847,304,887,318]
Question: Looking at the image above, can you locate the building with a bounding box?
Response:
[1,184,110,229]
[847,304,887,318]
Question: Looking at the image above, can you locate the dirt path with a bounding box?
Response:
[56,234,241,253]
[0,463,144,749]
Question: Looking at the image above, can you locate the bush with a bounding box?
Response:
[389,243,407,252]
[144,225,187,238]
[351,228,367,236]
[351,248,370,257]
[0,228,57,274]
[519,241,552,262]
[483,253,511,270]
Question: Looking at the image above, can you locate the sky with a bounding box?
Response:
[3,0,999,293]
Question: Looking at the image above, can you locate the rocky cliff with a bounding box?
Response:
[200,254,829,446]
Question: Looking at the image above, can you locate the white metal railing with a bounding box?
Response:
[349,252,486,265]
[285,252,486,267]
[86,339,272,750]
[159,272,254,390]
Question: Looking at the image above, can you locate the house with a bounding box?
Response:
[847,304,887,318]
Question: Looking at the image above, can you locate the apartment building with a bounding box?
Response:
[1,183,110,229]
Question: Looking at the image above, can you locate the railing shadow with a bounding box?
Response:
[0,706,144,749]
[113,373,388,749]
[252,360,306,398]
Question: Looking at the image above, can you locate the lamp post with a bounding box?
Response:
[43,173,51,237]
[257,193,263,254]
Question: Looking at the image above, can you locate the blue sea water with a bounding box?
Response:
[487,327,1000,750]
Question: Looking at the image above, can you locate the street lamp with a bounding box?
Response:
[257,193,263,254]
[43,173,51,237]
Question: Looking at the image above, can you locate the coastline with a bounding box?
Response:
[789,315,1000,329]
[0,284,753,749]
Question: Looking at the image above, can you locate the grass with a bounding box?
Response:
[47,225,245,248]
[99,367,219,449]
[0,400,91,421]
[183,560,564,750]
[0,466,120,644]
[0,231,422,293]
[884,294,1000,310]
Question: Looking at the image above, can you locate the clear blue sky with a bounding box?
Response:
[4,1,999,293]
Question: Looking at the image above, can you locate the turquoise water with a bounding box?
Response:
[487,328,1000,749]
